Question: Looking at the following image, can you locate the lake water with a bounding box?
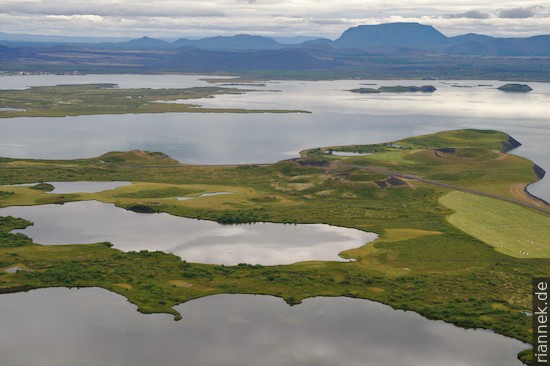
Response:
[0,75,548,202]
[0,200,376,265]
[0,288,527,366]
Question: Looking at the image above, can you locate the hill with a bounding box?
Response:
[173,34,283,50]
[334,22,448,50]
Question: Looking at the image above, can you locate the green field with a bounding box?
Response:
[440,191,550,258]
[0,129,548,363]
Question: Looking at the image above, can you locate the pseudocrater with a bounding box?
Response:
[0,201,376,265]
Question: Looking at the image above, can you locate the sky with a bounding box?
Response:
[0,0,549,39]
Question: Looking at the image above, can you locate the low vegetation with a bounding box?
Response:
[0,84,309,118]
[0,129,548,363]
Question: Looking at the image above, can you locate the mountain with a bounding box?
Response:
[299,38,334,48]
[4,23,548,56]
[448,33,494,44]
[330,23,550,56]
[1,22,549,78]
[115,36,172,49]
[173,35,283,50]
[272,36,324,44]
[447,35,550,56]
[334,22,448,49]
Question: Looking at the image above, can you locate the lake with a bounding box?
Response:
[0,288,527,366]
[0,75,548,202]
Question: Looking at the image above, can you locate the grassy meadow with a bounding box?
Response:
[440,191,550,258]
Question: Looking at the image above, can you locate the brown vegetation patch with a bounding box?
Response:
[508,183,550,210]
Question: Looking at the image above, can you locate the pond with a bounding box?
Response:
[0,288,527,366]
[43,181,132,193]
[177,191,234,200]
[0,200,376,265]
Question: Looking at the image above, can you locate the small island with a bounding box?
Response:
[350,85,436,94]
[497,84,533,93]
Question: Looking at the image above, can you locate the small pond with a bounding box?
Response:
[177,191,234,201]
[0,200,376,265]
[4,181,131,193]
[44,181,132,194]
[327,151,372,156]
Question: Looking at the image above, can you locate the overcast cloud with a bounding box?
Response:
[0,0,549,39]
[497,6,546,18]
[446,10,490,19]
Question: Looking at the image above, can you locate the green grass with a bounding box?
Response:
[308,129,539,201]
[439,191,550,258]
[396,129,514,151]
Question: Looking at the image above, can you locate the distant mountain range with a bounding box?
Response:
[1,23,549,79]
[2,22,548,56]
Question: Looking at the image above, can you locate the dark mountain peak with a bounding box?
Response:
[449,33,494,44]
[335,22,448,49]
[299,38,334,48]
[127,36,168,44]
[527,34,550,42]
[173,34,282,50]
[231,34,269,40]
[117,36,171,49]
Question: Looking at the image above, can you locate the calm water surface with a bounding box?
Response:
[45,181,132,193]
[0,200,376,265]
[0,288,527,366]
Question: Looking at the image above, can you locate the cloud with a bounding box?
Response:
[311,18,353,25]
[0,1,226,18]
[446,10,489,19]
[497,6,545,19]
[1,1,550,39]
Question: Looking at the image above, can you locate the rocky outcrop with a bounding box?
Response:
[501,135,522,153]
[497,84,533,92]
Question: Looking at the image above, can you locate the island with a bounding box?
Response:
[350,85,436,93]
[497,83,533,92]
[1,129,548,364]
[0,84,309,118]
